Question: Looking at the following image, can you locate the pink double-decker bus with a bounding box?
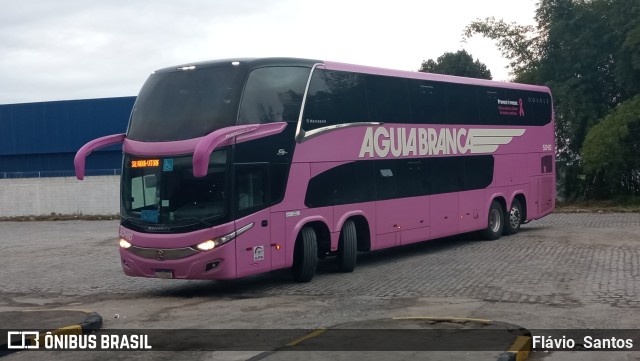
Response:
[75,58,555,282]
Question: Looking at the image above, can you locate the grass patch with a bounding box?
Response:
[556,200,640,213]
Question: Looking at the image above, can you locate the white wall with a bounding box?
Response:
[0,176,119,216]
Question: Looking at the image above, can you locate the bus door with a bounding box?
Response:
[233,163,272,277]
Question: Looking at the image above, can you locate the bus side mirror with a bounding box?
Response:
[192,125,259,177]
[75,133,126,180]
[192,123,288,177]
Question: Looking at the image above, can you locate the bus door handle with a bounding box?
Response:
[261,220,268,227]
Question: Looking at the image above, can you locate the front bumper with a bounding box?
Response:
[120,242,237,279]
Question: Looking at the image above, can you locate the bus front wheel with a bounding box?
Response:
[337,219,357,272]
[481,200,504,241]
[292,227,318,282]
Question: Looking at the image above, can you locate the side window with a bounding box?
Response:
[445,83,479,125]
[365,74,410,123]
[376,161,397,200]
[131,174,158,210]
[238,67,310,124]
[235,164,268,216]
[305,161,375,207]
[541,155,553,174]
[269,163,289,203]
[409,80,446,124]
[430,156,465,194]
[397,159,428,198]
[463,155,494,190]
[478,87,552,126]
[302,70,368,131]
[333,161,375,205]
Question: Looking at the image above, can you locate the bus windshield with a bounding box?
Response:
[121,150,229,231]
[127,65,245,141]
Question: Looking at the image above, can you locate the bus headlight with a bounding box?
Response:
[119,238,132,249]
[196,232,235,251]
[197,240,216,251]
[195,223,254,251]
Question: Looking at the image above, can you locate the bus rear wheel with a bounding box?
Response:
[480,200,504,241]
[337,219,357,272]
[503,198,523,235]
[292,226,318,282]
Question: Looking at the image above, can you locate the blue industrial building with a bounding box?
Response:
[0,97,135,178]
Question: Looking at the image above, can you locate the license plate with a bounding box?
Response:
[154,269,174,279]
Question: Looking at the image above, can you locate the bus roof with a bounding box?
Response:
[154,57,321,73]
[155,57,550,93]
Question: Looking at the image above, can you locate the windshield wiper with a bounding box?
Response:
[172,216,214,228]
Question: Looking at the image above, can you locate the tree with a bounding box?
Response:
[463,0,640,199]
[419,50,492,79]
[581,95,640,197]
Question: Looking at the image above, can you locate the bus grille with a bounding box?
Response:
[128,246,199,260]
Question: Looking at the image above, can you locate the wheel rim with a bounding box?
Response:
[509,206,521,229]
[489,208,501,233]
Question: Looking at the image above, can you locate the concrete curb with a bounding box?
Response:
[498,335,532,361]
[396,316,532,361]
[248,316,532,361]
[0,310,102,357]
[394,316,531,361]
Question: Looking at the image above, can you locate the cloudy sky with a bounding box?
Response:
[0,0,537,104]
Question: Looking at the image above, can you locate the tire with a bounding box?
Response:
[480,200,504,241]
[337,219,357,272]
[292,227,318,282]
[503,198,523,235]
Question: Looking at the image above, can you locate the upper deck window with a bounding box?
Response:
[302,70,368,131]
[238,67,310,124]
[127,65,244,141]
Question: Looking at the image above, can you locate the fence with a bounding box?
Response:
[0,169,121,179]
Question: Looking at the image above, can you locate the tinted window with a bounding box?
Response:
[478,87,552,126]
[128,65,244,141]
[409,80,446,124]
[301,70,551,130]
[302,70,368,131]
[238,67,310,124]
[304,155,494,207]
[464,155,495,189]
[269,163,289,203]
[305,161,375,207]
[445,83,479,125]
[366,74,410,123]
[541,155,553,174]
[235,164,268,217]
[397,159,429,198]
[376,162,398,200]
[430,156,465,194]
[233,163,291,216]
[121,151,230,232]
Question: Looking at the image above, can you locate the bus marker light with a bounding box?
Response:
[119,239,132,249]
